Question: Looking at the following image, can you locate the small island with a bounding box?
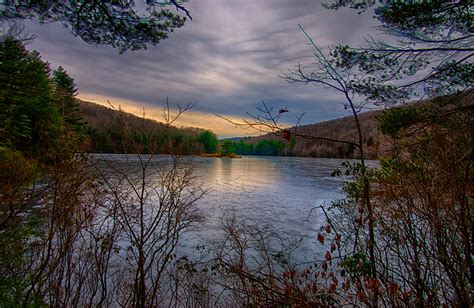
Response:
[200,139,241,158]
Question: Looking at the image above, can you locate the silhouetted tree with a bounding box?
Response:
[0,0,190,52]
[325,0,473,103]
[0,37,64,161]
[52,66,83,131]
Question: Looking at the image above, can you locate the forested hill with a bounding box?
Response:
[80,98,388,158]
[232,91,473,159]
[78,99,212,154]
[230,109,391,159]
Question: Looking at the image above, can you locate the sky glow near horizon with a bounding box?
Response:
[23,0,378,137]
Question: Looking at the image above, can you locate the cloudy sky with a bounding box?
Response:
[24,0,378,137]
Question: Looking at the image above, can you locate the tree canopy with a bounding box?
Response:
[52,66,83,130]
[220,139,234,156]
[0,37,55,156]
[0,0,190,52]
[324,0,473,103]
[0,38,90,162]
[198,130,218,154]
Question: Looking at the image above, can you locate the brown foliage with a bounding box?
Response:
[246,109,390,159]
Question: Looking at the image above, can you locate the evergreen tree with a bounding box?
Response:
[254,139,285,156]
[288,136,296,156]
[0,37,61,159]
[325,0,473,104]
[234,140,254,155]
[198,130,218,153]
[220,139,235,156]
[0,1,189,52]
[52,66,84,131]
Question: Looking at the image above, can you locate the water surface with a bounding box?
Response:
[181,156,348,263]
[94,154,352,263]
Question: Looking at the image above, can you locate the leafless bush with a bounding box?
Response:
[170,215,342,306]
[1,102,206,307]
[95,154,204,307]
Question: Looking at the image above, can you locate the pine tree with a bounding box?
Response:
[0,1,189,53]
[52,66,84,131]
[0,37,60,158]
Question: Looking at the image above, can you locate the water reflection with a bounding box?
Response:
[93,154,355,263]
[201,156,282,192]
[180,156,349,263]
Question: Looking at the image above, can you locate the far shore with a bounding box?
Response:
[199,153,242,159]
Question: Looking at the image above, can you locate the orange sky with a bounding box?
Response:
[78,93,274,138]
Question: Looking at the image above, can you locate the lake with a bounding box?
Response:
[182,156,348,264]
[94,154,353,264]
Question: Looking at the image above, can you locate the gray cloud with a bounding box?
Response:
[23,0,378,136]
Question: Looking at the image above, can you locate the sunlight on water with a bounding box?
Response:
[93,154,358,264]
[180,156,349,264]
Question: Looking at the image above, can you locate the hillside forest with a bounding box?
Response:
[82,98,387,159]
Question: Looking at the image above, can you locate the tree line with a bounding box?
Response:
[227,138,287,156]
[79,99,221,156]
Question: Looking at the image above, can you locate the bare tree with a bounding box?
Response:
[220,24,377,283]
[91,102,204,307]
[214,23,387,306]
[174,214,346,306]
[1,100,206,307]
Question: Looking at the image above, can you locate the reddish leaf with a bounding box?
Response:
[325,251,331,262]
[317,233,325,244]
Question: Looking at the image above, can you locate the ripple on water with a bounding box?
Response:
[94,154,359,263]
[175,156,353,263]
